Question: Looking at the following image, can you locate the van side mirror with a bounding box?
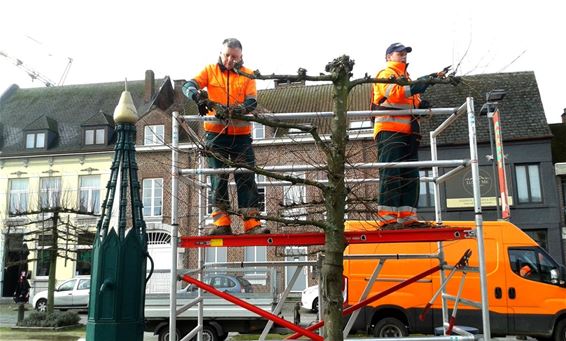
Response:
[552,265,566,287]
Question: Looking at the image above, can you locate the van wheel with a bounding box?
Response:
[373,317,408,337]
[553,319,566,341]
[158,327,180,341]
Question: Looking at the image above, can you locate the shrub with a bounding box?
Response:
[18,311,81,328]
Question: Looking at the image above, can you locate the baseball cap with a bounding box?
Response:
[386,43,412,55]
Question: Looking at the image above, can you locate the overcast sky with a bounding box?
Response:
[1,0,564,123]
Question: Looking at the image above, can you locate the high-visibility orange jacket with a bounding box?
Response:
[192,63,257,135]
[372,61,421,137]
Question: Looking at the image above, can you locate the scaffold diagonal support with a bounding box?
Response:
[180,274,323,341]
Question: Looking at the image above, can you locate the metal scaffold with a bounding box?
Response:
[167,97,492,340]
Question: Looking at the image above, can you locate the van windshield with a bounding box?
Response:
[509,247,562,285]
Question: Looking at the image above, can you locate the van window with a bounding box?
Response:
[509,247,560,285]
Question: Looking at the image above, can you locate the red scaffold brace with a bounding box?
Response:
[180,274,323,341]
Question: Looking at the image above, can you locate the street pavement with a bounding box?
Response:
[0,297,317,340]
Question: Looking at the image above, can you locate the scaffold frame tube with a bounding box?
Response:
[466,97,491,339]
[181,107,459,121]
[179,160,470,176]
[169,111,179,340]
[169,102,492,340]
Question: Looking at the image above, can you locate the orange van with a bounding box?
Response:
[343,220,566,340]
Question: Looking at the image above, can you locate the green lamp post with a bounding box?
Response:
[86,84,148,340]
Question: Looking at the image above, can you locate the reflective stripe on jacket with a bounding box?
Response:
[193,64,257,135]
[372,61,421,137]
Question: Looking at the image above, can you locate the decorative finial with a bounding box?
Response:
[113,80,138,124]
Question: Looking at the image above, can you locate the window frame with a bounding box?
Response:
[25,132,46,149]
[36,233,53,278]
[508,247,561,285]
[40,177,61,210]
[143,178,163,217]
[144,124,165,146]
[515,163,543,204]
[79,175,101,214]
[9,178,29,215]
[83,127,107,145]
[76,232,95,276]
[252,122,265,140]
[283,172,307,220]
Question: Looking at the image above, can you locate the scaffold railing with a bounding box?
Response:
[167,98,492,340]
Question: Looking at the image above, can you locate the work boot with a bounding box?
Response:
[245,225,270,234]
[206,225,233,236]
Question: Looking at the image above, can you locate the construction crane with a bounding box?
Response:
[0,50,73,87]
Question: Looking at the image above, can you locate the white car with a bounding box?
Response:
[301,285,319,312]
[32,276,90,312]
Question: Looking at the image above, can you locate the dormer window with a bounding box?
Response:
[84,127,106,145]
[81,111,114,147]
[26,132,46,149]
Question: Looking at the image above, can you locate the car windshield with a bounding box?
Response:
[58,280,76,291]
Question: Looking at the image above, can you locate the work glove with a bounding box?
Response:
[228,105,247,116]
[418,100,432,109]
[214,105,229,120]
[410,77,431,95]
[197,100,212,116]
[193,90,211,116]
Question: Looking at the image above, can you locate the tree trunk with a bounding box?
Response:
[47,212,58,314]
[321,56,352,340]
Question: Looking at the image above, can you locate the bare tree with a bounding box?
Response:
[3,190,97,314]
[178,55,458,339]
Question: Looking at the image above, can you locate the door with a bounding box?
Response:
[55,279,76,306]
[73,278,90,306]
[285,246,307,292]
[505,247,564,335]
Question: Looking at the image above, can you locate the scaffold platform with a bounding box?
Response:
[179,226,473,248]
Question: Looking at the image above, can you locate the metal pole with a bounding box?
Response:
[196,153,206,341]
[170,111,179,341]
[181,108,459,121]
[430,132,442,223]
[487,112,501,219]
[466,97,491,340]
[180,160,469,176]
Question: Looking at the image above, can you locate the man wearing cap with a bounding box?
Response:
[182,38,268,236]
[371,42,446,228]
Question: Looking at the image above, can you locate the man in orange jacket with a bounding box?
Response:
[372,42,446,228]
[183,38,268,235]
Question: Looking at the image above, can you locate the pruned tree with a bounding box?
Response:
[3,190,97,314]
[178,55,458,339]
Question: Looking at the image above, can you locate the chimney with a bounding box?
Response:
[144,70,155,103]
[562,108,566,124]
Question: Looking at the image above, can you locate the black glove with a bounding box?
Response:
[410,76,430,95]
[192,89,208,102]
[194,90,211,116]
[197,101,212,116]
[214,105,229,119]
[418,100,432,109]
[228,105,247,115]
